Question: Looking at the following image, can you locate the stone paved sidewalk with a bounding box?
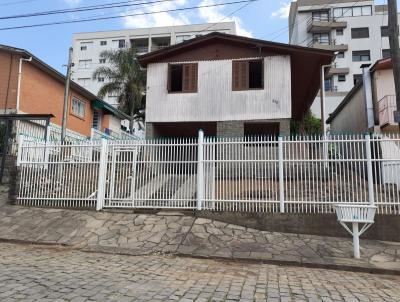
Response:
[0,205,399,274]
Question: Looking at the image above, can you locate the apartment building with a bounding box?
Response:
[289,0,397,121]
[71,22,237,106]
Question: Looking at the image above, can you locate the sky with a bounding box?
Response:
[0,0,392,73]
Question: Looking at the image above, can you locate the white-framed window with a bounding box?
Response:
[79,59,92,69]
[98,77,105,82]
[81,46,87,51]
[333,5,372,18]
[71,97,86,119]
[78,77,90,87]
[338,75,346,82]
[100,40,107,46]
[99,58,106,64]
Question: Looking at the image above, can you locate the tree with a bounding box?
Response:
[290,111,321,135]
[92,47,146,133]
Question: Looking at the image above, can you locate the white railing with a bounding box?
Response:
[16,133,400,214]
[90,128,139,141]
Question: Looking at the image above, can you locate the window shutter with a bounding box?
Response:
[182,63,198,92]
[167,64,172,92]
[232,60,249,90]
[232,61,240,90]
[190,63,198,92]
[239,61,248,90]
[182,64,191,92]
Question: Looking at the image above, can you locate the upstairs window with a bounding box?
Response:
[79,59,92,69]
[337,51,345,58]
[351,27,369,39]
[167,63,198,93]
[382,49,391,59]
[100,40,107,46]
[353,74,363,85]
[71,97,86,119]
[232,59,264,91]
[99,58,106,64]
[338,74,346,82]
[336,29,344,36]
[352,50,370,62]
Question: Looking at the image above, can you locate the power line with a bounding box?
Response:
[0,0,40,6]
[0,0,256,31]
[0,0,173,20]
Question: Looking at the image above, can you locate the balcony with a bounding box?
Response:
[307,38,348,52]
[130,38,149,54]
[378,95,398,127]
[328,67,350,76]
[151,36,171,52]
[307,16,347,33]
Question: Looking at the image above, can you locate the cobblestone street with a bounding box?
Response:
[0,243,399,302]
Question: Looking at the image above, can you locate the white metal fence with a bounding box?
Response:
[16,133,400,215]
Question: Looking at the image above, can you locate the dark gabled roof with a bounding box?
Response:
[137,32,335,120]
[138,32,333,67]
[0,44,129,120]
[326,81,363,124]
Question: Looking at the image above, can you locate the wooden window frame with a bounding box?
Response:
[70,96,86,120]
[167,63,198,93]
[232,59,264,91]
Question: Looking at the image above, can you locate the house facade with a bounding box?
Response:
[71,22,236,107]
[138,33,334,138]
[0,44,129,139]
[327,58,397,133]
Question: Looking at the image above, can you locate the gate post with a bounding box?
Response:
[278,136,285,213]
[197,129,204,211]
[365,134,375,206]
[96,138,108,211]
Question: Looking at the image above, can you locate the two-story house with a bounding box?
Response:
[138,32,334,138]
[0,44,129,140]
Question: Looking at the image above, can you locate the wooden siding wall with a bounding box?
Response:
[145,55,292,123]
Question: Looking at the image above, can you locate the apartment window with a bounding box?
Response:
[382,49,391,59]
[81,46,87,51]
[71,97,86,119]
[338,75,346,82]
[118,40,125,48]
[98,77,105,82]
[78,59,92,69]
[351,27,369,39]
[353,74,363,85]
[312,10,329,21]
[336,29,343,36]
[78,78,90,87]
[100,41,107,46]
[99,58,106,64]
[167,63,198,93]
[352,50,370,62]
[313,33,330,44]
[337,51,345,58]
[333,5,372,18]
[232,59,264,91]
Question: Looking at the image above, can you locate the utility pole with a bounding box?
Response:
[61,47,73,141]
[388,0,400,131]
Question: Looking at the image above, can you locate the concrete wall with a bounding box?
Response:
[330,86,368,133]
[146,56,292,123]
[197,211,400,242]
[373,68,395,102]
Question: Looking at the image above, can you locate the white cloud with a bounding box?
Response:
[198,0,252,37]
[270,2,291,19]
[122,0,189,28]
[121,0,252,37]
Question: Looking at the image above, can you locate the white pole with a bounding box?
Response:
[197,129,204,211]
[96,138,108,211]
[278,136,285,213]
[352,222,360,258]
[321,65,327,134]
[16,135,24,167]
[365,134,375,206]
[16,57,32,113]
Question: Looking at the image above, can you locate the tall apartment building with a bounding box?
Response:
[71,22,236,106]
[289,0,396,121]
